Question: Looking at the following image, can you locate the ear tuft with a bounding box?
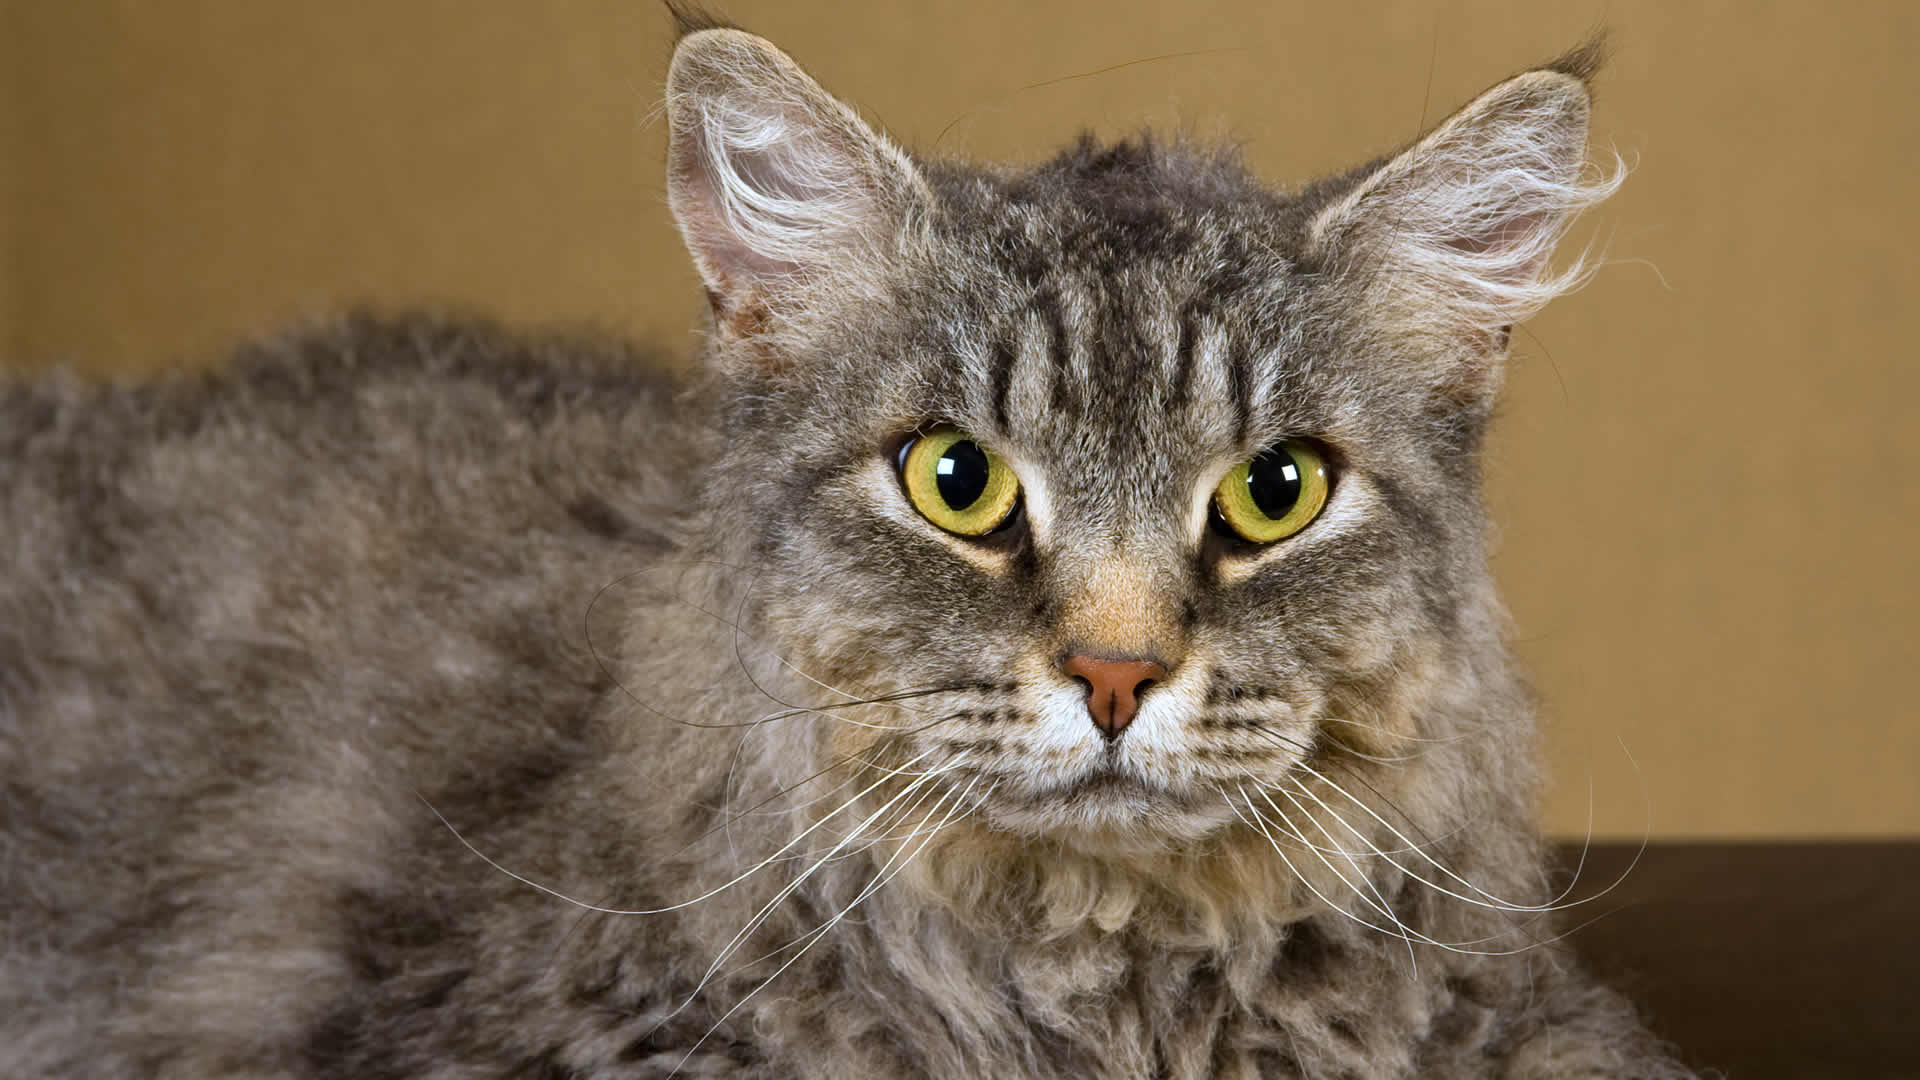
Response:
[1543,33,1609,84]
[664,2,735,39]
[665,29,927,339]
[1307,52,1623,344]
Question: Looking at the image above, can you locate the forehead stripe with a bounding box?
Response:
[988,334,1018,433]
[1040,287,1075,416]
[1170,302,1201,410]
[1226,329,1252,447]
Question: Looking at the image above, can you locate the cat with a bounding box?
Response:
[0,12,1698,1080]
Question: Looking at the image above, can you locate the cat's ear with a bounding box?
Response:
[665,28,930,345]
[1305,44,1621,374]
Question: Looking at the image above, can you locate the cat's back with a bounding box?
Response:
[3,310,697,532]
[3,309,701,785]
[0,313,699,1076]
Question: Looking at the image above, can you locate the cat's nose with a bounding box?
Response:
[1060,655,1168,741]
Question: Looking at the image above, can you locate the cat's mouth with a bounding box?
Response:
[971,761,1237,844]
[1055,766,1158,801]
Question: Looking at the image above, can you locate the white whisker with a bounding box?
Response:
[645,759,967,1048]
[1225,786,1560,960]
[1263,786,1418,973]
[418,744,944,918]
[1288,776,1564,917]
[670,773,981,1079]
[1319,713,1477,746]
[731,772,979,972]
[766,755,959,868]
[1292,763,1574,913]
[1223,786,1403,944]
[688,759,965,1000]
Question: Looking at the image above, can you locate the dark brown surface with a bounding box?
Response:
[1556,843,1920,1078]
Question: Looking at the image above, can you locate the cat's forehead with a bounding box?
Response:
[907,143,1341,475]
[934,138,1302,275]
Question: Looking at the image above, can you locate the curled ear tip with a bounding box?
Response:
[676,25,769,50]
[666,30,783,106]
[673,23,789,56]
[1463,68,1593,137]
[1511,35,1610,113]
[668,25,785,78]
[1492,68,1592,106]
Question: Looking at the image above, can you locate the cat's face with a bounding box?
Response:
[715,178,1468,846]
[666,29,1612,848]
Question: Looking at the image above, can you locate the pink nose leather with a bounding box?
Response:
[1061,655,1168,740]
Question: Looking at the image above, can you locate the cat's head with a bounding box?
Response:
[663,24,1617,856]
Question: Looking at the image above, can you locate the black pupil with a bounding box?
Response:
[934,440,991,511]
[1247,446,1304,519]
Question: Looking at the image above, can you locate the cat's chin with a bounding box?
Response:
[975,773,1242,856]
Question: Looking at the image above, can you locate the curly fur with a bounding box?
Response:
[0,25,1694,1080]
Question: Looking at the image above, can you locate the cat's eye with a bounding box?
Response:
[1212,440,1331,544]
[899,427,1021,537]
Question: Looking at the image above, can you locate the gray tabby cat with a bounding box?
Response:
[1,15,1696,1080]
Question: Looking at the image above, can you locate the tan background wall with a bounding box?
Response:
[4,1,1915,838]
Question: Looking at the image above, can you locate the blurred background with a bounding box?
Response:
[3,2,1915,844]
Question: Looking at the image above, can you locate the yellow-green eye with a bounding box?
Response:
[1213,440,1331,544]
[901,428,1020,537]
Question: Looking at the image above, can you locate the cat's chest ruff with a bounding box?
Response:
[730,902,1439,1080]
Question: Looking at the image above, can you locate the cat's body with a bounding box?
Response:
[2,18,1694,1080]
